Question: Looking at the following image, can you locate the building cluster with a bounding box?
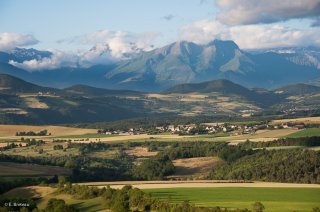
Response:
[99,128,144,135]
[99,122,306,136]
[155,123,260,135]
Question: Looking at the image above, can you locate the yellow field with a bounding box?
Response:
[0,121,307,144]
[57,128,300,143]
[124,147,158,157]
[271,116,320,124]
[3,186,55,199]
[0,124,97,137]
[71,133,193,142]
[20,96,49,109]
[0,142,27,147]
[170,157,222,179]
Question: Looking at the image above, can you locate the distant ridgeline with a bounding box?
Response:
[0,73,320,124]
[1,41,320,91]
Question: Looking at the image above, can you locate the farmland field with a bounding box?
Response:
[144,187,320,212]
[81,181,320,188]
[3,142,79,157]
[169,157,222,179]
[271,117,320,124]
[3,184,320,212]
[284,128,320,138]
[54,133,119,139]
[0,124,97,137]
[0,162,71,177]
[0,124,304,144]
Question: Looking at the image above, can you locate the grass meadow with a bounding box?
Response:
[144,187,320,212]
[284,128,320,138]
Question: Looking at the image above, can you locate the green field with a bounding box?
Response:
[285,128,320,138]
[144,187,320,212]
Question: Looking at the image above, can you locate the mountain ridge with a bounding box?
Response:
[0,73,320,124]
[1,39,320,92]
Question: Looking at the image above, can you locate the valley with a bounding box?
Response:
[1,73,320,125]
[1,75,320,211]
[2,1,320,211]
[0,114,319,211]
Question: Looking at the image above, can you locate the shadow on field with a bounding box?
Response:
[72,201,101,211]
[149,191,189,202]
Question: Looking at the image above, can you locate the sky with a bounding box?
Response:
[0,0,217,51]
[1,0,320,71]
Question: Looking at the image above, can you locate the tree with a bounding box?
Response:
[58,176,67,188]
[45,198,78,212]
[252,202,265,212]
[111,190,130,212]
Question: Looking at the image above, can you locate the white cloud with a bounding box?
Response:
[8,50,79,71]
[229,25,320,49]
[179,20,229,44]
[179,20,320,49]
[60,30,159,58]
[0,32,38,51]
[8,47,116,71]
[215,0,320,25]
[9,30,160,71]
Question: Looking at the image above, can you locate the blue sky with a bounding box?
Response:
[0,0,218,50]
[1,0,320,71]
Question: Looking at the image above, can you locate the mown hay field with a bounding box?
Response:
[0,125,97,137]
[144,187,320,212]
[271,116,320,124]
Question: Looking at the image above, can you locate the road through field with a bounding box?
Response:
[80,181,320,189]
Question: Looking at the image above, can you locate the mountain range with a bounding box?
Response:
[1,40,320,92]
[0,73,320,124]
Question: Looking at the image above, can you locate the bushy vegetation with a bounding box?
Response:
[58,183,253,212]
[208,149,320,183]
[44,198,79,212]
[0,153,134,182]
[0,143,19,151]
[16,130,49,136]
[53,144,64,150]
[240,136,320,149]
[133,154,175,180]
[0,138,45,151]
[162,142,256,162]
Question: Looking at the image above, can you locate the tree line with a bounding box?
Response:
[239,136,320,149]
[16,130,49,136]
[207,149,320,184]
[57,182,260,212]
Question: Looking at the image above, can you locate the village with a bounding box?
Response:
[98,121,307,137]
